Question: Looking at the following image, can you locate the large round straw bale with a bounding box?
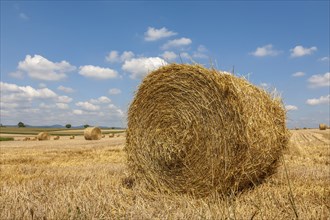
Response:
[319,123,327,130]
[37,132,49,141]
[84,127,102,140]
[126,64,290,197]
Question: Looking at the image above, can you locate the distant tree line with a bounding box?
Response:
[16,122,93,129]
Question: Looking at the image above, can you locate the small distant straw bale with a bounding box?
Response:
[37,132,49,141]
[53,136,60,140]
[126,64,290,197]
[84,127,102,140]
[70,135,75,139]
[109,133,114,138]
[319,123,327,130]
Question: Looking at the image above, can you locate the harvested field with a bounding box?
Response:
[0,127,125,136]
[0,129,329,219]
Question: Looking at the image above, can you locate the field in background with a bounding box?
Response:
[0,127,125,137]
[0,129,329,219]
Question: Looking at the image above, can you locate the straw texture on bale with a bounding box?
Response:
[319,124,327,130]
[37,132,49,141]
[84,127,102,140]
[126,64,290,197]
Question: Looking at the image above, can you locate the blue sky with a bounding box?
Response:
[1,1,329,128]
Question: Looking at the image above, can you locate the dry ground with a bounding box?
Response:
[0,129,329,219]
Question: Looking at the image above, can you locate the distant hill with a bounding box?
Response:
[24,124,65,128]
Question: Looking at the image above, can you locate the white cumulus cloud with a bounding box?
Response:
[106,51,119,62]
[73,109,84,115]
[292,72,305,77]
[285,105,298,111]
[162,37,192,50]
[193,45,208,59]
[0,81,57,101]
[319,56,330,62]
[0,82,74,109]
[57,95,73,103]
[290,45,317,57]
[16,55,76,81]
[197,45,207,52]
[39,83,47,88]
[180,52,191,59]
[39,103,53,109]
[9,71,24,79]
[0,81,126,127]
[108,104,125,117]
[144,27,177,41]
[122,57,168,79]
[0,81,74,125]
[57,85,75,93]
[79,65,118,79]
[76,101,100,111]
[160,51,177,61]
[106,50,135,63]
[308,72,330,88]
[193,52,208,59]
[306,95,330,105]
[56,103,69,110]
[121,51,135,62]
[250,44,281,57]
[109,88,121,95]
[90,96,111,104]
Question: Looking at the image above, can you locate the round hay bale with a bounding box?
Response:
[126,64,290,197]
[319,123,327,130]
[84,127,102,140]
[37,132,49,141]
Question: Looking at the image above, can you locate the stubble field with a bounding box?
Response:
[0,129,329,219]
